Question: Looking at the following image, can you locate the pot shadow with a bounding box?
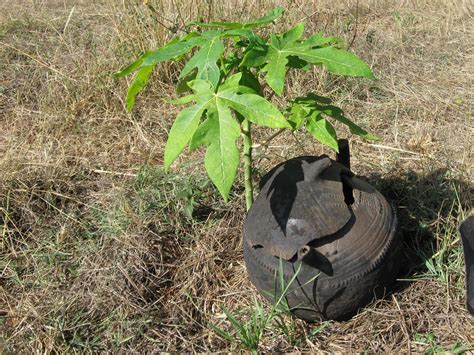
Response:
[364,168,472,287]
[261,156,322,234]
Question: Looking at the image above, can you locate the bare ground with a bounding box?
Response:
[0,0,473,352]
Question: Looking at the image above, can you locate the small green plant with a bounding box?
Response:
[115,7,378,210]
[414,333,471,354]
[411,184,465,296]
[210,259,320,351]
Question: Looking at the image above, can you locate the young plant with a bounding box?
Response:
[115,7,378,210]
[209,259,320,351]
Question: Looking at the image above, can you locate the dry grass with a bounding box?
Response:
[1,0,473,352]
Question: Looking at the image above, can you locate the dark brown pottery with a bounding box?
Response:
[243,153,401,321]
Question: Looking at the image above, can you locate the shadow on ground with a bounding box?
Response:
[366,168,472,286]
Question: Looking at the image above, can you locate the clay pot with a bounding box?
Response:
[243,154,401,321]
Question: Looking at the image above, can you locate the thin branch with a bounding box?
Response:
[364,143,425,156]
[91,169,137,177]
[171,0,187,32]
[348,0,359,49]
[252,128,285,148]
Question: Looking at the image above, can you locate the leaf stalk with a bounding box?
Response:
[242,119,254,211]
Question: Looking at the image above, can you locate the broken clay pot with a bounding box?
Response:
[243,151,401,321]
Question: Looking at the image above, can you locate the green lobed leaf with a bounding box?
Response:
[241,26,373,95]
[240,37,269,68]
[263,23,306,95]
[163,99,211,171]
[296,46,375,78]
[176,70,197,95]
[287,103,308,130]
[243,6,285,28]
[188,6,284,29]
[142,34,204,66]
[164,80,215,169]
[117,33,205,111]
[290,95,380,141]
[303,32,344,47]
[126,64,155,111]
[115,33,204,78]
[113,55,145,78]
[204,105,240,202]
[218,90,290,128]
[179,32,224,88]
[241,24,359,95]
[306,112,339,151]
[239,70,262,95]
[189,106,240,202]
[240,31,343,71]
[166,75,290,201]
[321,105,380,140]
[171,79,214,104]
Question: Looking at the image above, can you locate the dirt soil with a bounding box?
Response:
[1,0,473,352]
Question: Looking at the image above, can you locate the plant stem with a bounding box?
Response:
[242,118,253,211]
[252,128,285,148]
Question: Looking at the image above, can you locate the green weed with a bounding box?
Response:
[412,184,466,297]
[414,333,471,354]
[210,260,320,351]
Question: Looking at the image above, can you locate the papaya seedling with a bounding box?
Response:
[115,7,378,211]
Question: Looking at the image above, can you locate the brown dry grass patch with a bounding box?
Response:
[1,0,473,352]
